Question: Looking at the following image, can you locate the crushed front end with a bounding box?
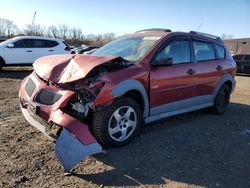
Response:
[19,71,103,171]
[19,54,131,171]
[19,55,127,171]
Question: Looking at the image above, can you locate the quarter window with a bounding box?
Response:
[214,44,225,59]
[156,40,191,65]
[193,41,215,61]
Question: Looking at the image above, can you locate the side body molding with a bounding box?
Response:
[111,79,149,117]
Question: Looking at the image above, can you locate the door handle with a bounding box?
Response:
[187,69,196,75]
[216,65,223,71]
[49,50,54,52]
[26,50,32,52]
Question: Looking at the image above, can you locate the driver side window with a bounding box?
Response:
[157,40,191,65]
[13,39,34,48]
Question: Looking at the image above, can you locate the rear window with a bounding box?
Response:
[233,55,244,61]
[193,41,215,61]
[214,44,225,59]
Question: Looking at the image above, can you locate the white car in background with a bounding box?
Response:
[0,36,71,70]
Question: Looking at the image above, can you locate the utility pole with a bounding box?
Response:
[32,11,37,26]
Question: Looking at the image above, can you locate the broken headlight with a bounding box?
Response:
[68,81,105,119]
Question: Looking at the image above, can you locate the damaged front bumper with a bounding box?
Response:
[19,72,102,171]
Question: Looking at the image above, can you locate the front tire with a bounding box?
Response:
[92,97,142,147]
[212,84,231,114]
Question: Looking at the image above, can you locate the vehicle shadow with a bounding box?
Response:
[73,102,250,187]
[0,67,32,79]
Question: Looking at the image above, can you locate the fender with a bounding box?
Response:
[111,79,149,117]
[212,73,236,99]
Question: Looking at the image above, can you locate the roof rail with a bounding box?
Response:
[190,31,222,42]
[136,28,172,33]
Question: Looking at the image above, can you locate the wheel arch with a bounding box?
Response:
[123,90,144,114]
[0,56,5,65]
[110,79,149,117]
[213,74,236,98]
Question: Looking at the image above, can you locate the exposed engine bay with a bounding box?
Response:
[49,57,131,122]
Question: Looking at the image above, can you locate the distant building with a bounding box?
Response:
[224,38,250,54]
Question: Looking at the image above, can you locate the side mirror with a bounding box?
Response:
[152,57,173,66]
[7,43,14,48]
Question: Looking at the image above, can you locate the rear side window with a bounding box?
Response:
[233,55,244,61]
[45,40,58,47]
[214,44,225,59]
[34,40,45,47]
[34,39,58,48]
[193,41,215,62]
[156,40,191,65]
[245,55,250,60]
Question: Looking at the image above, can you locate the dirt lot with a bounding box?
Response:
[0,67,250,188]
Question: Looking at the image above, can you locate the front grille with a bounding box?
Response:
[35,89,62,105]
[25,78,36,97]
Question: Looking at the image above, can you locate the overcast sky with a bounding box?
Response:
[0,0,249,38]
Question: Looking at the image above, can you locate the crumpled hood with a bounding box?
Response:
[33,54,119,84]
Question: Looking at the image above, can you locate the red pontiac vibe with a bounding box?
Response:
[19,29,236,171]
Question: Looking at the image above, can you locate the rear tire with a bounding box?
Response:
[92,97,142,147]
[0,59,4,71]
[212,84,231,114]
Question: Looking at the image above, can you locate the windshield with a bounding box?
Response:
[93,35,161,61]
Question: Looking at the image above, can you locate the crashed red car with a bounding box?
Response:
[19,29,236,171]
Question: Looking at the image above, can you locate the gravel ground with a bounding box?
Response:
[0,67,250,188]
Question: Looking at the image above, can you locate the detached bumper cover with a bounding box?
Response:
[56,128,102,171]
[20,106,103,171]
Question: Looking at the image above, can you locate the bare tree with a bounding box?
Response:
[70,27,83,40]
[24,24,46,36]
[0,18,17,37]
[58,24,69,39]
[0,17,116,46]
[101,33,115,44]
[47,25,59,38]
[221,33,234,40]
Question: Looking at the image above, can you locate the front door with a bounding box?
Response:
[4,39,35,64]
[150,37,197,115]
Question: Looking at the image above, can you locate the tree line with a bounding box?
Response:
[0,18,115,46]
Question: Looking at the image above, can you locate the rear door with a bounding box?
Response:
[4,39,35,64]
[192,39,225,96]
[149,36,197,115]
[33,39,60,61]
